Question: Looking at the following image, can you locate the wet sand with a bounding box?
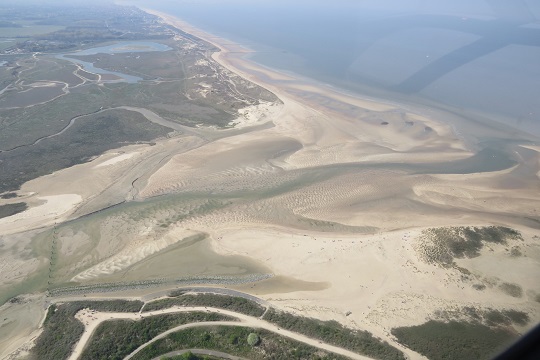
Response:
[0,8,539,360]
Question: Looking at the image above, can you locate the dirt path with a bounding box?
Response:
[69,306,374,360]
[151,348,248,360]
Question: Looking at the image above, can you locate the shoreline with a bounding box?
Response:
[147,9,405,111]
[144,8,539,145]
[1,8,539,360]
[144,9,478,161]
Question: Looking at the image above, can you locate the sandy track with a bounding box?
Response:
[150,349,248,360]
[69,306,374,360]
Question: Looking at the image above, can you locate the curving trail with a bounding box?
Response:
[150,348,248,360]
[69,306,374,360]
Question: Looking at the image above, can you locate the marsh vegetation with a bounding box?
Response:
[415,226,522,266]
[131,326,348,360]
[143,293,266,317]
[32,300,143,360]
[262,308,405,360]
[391,320,519,360]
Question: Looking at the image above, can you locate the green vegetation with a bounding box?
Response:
[0,109,169,193]
[32,300,143,360]
[163,352,220,360]
[417,226,522,266]
[434,306,529,328]
[144,293,266,317]
[80,312,233,360]
[0,202,27,219]
[0,1,278,194]
[499,282,523,298]
[131,326,348,360]
[0,192,18,199]
[32,304,84,360]
[1,4,171,53]
[247,332,260,346]
[391,320,519,360]
[262,308,405,360]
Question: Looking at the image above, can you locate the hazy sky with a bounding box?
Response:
[125,0,540,21]
[3,0,539,22]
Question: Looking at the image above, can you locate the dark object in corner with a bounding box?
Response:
[492,323,540,360]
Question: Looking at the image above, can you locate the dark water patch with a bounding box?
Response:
[56,41,172,83]
[393,36,507,93]
[98,236,271,285]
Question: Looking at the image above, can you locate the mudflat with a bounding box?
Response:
[0,6,538,360]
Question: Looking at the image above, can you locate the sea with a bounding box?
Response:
[149,0,540,137]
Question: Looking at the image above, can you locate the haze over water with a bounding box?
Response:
[148,0,540,137]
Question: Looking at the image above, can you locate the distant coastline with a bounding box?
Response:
[142,5,540,139]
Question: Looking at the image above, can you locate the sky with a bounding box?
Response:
[3,0,539,22]
[125,0,540,20]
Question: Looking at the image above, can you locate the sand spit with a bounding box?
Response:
[93,152,137,168]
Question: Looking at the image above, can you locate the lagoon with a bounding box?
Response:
[56,41,172,83]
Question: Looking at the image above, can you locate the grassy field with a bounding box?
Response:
[30,295,406,360]
[0,108,170,193]
[131,326,349,360]
[0,35,278,193]
[0,22,65,37]
[391,320,519,360]
[262,308,405,360]
[80,312,234,360]
[143,293,266,317]
[32,300,143,360]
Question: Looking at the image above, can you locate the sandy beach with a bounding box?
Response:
[0,7,539,360]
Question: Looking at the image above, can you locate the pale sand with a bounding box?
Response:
[135,11,540,360]
[0,194,81,235]
[209,225,538,356]
[71,228,199,282]
[0,295,44,360]
[0,133,205,235]
[1,9,539,360]
[140,10,472,200]
[229,100,282,128]
[93,152,137,168]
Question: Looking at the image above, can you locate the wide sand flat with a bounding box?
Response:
[1,8,539,360]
